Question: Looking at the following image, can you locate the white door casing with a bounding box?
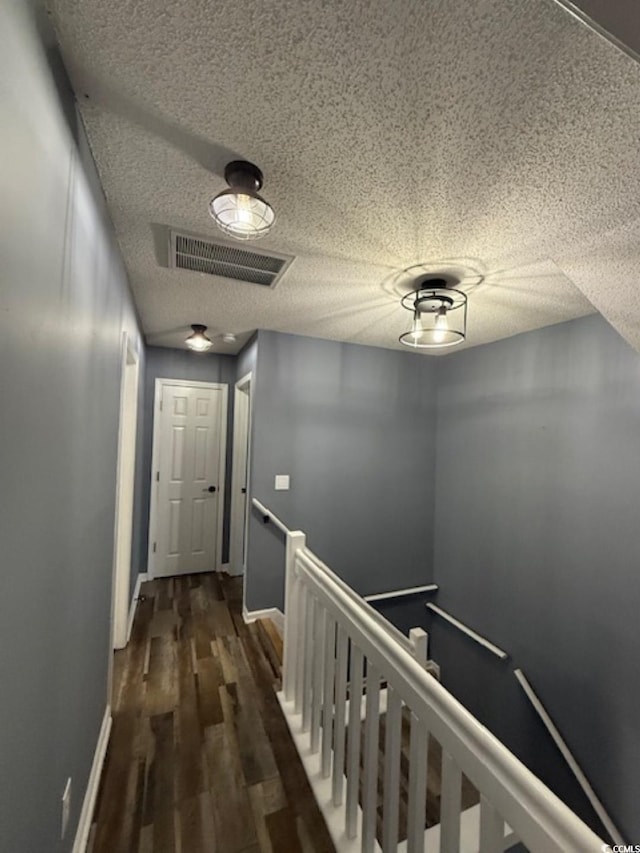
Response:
[230,372,252,575]
[148,379,227,578]
[111,333,140,656]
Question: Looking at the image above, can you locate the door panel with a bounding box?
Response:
[154,383,224,577]
[171,426,186,480]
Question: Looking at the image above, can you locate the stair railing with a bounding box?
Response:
[252,499,607,852]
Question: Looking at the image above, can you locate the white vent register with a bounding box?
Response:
[169,229,293,288]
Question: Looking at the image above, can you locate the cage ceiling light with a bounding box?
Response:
[209,160,275,241]
[185,324,213,352]
[399,277,467,349]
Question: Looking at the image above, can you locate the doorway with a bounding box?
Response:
[230,372,252,575]
[111,332,140,652]
[148,379,228,578]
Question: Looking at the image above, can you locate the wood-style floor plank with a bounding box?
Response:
[90,572,335,853]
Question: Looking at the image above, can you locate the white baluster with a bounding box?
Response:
[294,570,307,714]
[406,712,427,853]
[321,614,336,778]
[332,625,349,806]
[362,662,381,853]
[479,795,503,853]
[302,592,315,733]
[283,531,306,701]
[310,604,326,754]
[440,750,462,853]
[382,686,402,852]
[346,644,364,840]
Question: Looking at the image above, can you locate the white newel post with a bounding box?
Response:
[283,530,306,702]
[409,627,428,666]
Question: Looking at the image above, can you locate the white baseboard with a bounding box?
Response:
[72,705,112,853]
[243,604,284,636]
[220,561,245,578]
[226,561,245,577]
[126,573,148,643]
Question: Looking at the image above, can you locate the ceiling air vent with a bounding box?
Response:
[169,229,293,288]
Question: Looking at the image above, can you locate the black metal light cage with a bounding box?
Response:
[399,279,468,349]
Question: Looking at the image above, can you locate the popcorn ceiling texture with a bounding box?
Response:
[47,0,640,354]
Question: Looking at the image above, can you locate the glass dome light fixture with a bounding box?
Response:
[399,277,467,349]
[185,324,213,352]
[209,160,275,241]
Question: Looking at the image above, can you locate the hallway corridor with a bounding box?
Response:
[88,573,335,853]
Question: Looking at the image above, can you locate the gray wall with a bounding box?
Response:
[138,347,237,575]
[245,331,438,611]
[0,3,144,850]
[433,313,640,841]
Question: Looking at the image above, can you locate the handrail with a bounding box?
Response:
[252,497,289,535]
[426,602,509,660]
[514,669,624,846]
[293,549,605,852]
[364,583,439,603]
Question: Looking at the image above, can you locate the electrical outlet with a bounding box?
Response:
[274,474,290,490]
[61,777,71,840]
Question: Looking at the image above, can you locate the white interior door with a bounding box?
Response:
[151,380,227,578]
[230,373,252,575]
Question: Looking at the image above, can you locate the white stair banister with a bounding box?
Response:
[293,546,606,852]
[256,500,609,853]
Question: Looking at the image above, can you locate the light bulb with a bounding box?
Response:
[235,194,254,225]
[411,311,423,340]
[185,324,213,352]
[433,308,448,343]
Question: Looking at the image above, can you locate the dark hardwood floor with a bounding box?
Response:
[88,573,335,853]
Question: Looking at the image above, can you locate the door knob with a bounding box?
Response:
[203,485,216,493]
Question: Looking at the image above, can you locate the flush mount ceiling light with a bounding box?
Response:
[209,160,275,241]
[185,324,213,352]
[221,333,237,344]
[399,277,467,349]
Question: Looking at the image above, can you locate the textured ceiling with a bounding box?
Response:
[46,0,640,356]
